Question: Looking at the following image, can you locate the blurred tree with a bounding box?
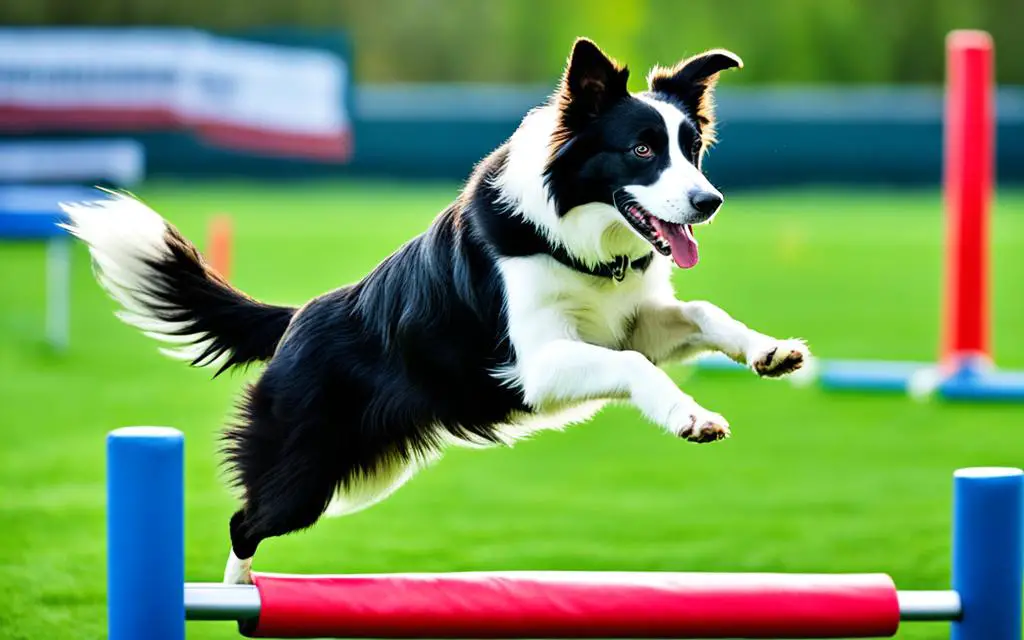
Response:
[2,0,1021,86]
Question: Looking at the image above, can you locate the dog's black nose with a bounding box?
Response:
[690,191,723,217]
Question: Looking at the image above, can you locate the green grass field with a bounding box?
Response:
[1,181,1022,639]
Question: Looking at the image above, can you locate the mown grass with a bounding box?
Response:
[1,181,1021,639]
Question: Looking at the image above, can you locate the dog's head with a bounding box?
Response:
[545,38,742,269]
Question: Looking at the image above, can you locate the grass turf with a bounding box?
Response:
[1,181,1022,639]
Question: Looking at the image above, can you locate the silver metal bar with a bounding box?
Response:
[897,590,962,621]
[184,583,261,620]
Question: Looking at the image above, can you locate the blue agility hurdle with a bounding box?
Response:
[0,138,144,351]
[0,184,81,351]
[107,427,1022,639]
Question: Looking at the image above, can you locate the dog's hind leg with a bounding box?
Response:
[224,511,257,584]
[223,442,339,584]
[223,454,426,584]
[220,381,342,584]
[220,380,436,584]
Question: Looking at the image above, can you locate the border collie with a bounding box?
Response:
[62,38,810,584]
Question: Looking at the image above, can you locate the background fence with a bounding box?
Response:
[4,25,1024,188]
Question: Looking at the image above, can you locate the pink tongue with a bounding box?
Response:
[650,219,699,268]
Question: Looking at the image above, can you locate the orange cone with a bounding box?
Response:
[208,214,233,280]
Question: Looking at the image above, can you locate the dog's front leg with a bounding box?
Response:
[631,300,810,378]
[515,340,729,443]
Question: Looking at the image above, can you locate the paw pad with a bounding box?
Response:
[678,415,731,443]
[753,340,808,378]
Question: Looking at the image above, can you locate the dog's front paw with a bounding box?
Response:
[669,405,731,443]
[750,339,809,378]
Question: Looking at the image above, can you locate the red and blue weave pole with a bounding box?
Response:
[942,30,992,368]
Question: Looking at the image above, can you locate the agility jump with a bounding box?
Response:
[107,427,1021,639]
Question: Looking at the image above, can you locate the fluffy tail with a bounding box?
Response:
[60,191,296,375]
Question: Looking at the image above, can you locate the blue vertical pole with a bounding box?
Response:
[950,466,1023,640]
[107,427,185,640]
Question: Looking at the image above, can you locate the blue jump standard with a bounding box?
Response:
[0,184,97,350]
[951,467,1024,640]
[108,428,185,640]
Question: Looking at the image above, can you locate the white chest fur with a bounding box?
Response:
[499,253,673,351]
[478,254,674,443]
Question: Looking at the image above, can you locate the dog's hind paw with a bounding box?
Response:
[223,550,253,585]
[750,339,809,378]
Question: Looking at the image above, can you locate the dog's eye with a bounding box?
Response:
[632,144,653,159]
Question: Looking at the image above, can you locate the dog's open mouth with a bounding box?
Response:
[618,200,699,269]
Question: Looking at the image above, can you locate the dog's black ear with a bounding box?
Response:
[647,49,742,145]
[557,38,630,124]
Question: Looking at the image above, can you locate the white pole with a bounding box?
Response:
[897,590,962,621]
[45,236,70,351]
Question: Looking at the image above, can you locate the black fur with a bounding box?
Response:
[647,49,743,148]
[554,38,631,140]
[143,225,296,375]
[546,38,707,222]
[546,96,702,215]
[223,151,542,557]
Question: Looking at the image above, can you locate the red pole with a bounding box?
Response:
[208,214,233,281]
[942,30,994,368]
[245,571,901,638]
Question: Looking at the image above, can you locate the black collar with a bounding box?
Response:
[548,244,654,282]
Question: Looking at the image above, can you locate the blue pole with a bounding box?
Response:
[107,427,185,640]
[950,466,1023,640]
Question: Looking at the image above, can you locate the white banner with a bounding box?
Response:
[0,28,351,161]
